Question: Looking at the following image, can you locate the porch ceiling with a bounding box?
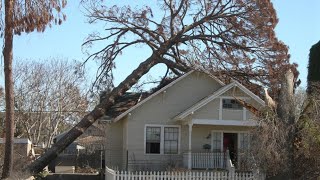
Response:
[191,119,257,126]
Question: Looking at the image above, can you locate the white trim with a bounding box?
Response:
[219,98,222,120]
[174,81,265,120]
[192,119,257,126]
[222,109,243,112]
[243,108,247,121]
[219,96,250,100]
[187,123,193,169]
[114,70,224,122]
[211,130,250,133]
[232,81,265,105]
[144,124,181,155]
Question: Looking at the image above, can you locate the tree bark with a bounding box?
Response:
[27,54,160,173]
[277,70,296,180]
[2,0,15,178]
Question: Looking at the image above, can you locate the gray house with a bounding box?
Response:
[102,70,264,171]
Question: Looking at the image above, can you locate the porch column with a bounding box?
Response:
[188,123,193,169]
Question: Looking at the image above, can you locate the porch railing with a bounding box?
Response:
[183,152,226,169]
[226,150,235,173]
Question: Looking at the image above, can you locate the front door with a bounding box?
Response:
[223,133,238,165]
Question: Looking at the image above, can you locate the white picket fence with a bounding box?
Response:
[106,166,264,180]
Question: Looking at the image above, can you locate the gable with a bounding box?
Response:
[113,70,224,122]
[174,81,265,120]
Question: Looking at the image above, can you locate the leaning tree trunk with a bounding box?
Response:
[2,0,15,178]
[27,54,160,173]
[276,69,296,179]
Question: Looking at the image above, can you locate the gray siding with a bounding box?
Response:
[193,99,220,119]
[105,120,123,169]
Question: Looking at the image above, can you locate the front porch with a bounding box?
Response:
[181,151,250,171]
[183,122,252,171]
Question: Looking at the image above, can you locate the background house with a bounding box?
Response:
[52,123,105,173]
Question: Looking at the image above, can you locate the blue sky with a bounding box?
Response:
[4,1,320,88]
[273,0,320,87]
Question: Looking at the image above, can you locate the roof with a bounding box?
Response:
[76,136,104,145]
[103,92,150,119]
[101,76,180,120]
[174,81,265,120]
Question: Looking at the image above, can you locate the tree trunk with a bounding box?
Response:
[276,70,296,180]
[2,0,15,178]
[27,54,160,173]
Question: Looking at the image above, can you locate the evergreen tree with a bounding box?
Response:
[307,41,320,96]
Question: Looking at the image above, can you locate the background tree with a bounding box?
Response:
[12,59,88,147]
[249,41,320,179]
[1,0,67,178]
[27,0,297,173]
[294,40,320,179]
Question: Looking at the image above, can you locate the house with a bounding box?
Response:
[51,123,105,173]
[0,138,34,158]
[54,123,105,155]
[101,70,264,171]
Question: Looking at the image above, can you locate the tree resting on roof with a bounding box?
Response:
[27,0,297,173]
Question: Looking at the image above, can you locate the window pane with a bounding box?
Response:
[212,132,221,151]
[146,127,161,142]
[164,127,179,154]
[146,127,161,154]
[239,133,250,150]
[222,99,242,110]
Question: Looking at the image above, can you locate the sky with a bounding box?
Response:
[2,0,320,89]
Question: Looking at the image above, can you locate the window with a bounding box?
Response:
[212,132,222,151]
[146,127,161,154]
[239,133,250,150]
[222,99,242,110]
[164,127,179,154]
[145,125,180,154]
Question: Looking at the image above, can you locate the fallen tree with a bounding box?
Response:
[27,0,295,173]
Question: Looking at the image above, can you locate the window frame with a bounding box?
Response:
[164,127,180,154]
[144,124,181,155]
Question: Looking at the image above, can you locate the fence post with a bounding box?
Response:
[105,166,116,180]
